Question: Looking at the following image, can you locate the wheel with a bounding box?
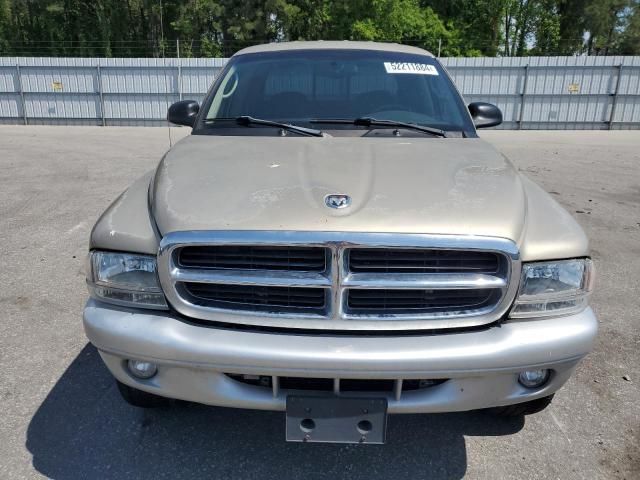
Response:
[116,380,172,408]
[487,394,554,417]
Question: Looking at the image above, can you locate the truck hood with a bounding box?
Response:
[152,135,526,241]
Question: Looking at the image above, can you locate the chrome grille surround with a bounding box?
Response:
[158,231,521,331]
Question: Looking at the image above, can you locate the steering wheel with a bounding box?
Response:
[222,72,238,99]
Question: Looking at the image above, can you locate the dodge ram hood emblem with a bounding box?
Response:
[325,194,351,209]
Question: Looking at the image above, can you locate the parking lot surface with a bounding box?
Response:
[0,127,638,479]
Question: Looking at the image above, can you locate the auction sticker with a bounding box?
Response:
[384,62,438,75]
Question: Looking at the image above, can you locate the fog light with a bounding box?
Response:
[127,359,157,379]
[518,369,550,388]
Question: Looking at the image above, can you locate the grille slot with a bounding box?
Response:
[179,245,327,272]
[347,288,497,314]
[182,283,327,313]
[349,248,500,274]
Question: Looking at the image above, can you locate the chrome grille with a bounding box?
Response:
[179,245,327,271]
[158,231,521,331]
[349,248,500,274]
[181,283,327,313]
[346,288,498,314]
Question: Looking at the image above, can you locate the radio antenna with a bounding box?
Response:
[159,0,172,148]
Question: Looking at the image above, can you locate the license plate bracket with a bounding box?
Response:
[286,395,387,444]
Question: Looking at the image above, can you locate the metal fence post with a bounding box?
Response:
[609,64,622,130]
[16,63,27,125]
[97,64,106,126]
[518,64,529,130]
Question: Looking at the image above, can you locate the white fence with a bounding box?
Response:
[1,56,639,129]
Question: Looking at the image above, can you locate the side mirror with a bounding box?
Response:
[468,102,502,129]
[167,100,200,127]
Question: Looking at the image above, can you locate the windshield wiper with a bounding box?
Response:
[310,117,447,137]
[230,116,324,137]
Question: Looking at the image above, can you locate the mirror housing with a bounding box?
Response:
[167,100,200,127]
[468,102,502,129]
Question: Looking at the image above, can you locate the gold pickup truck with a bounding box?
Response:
[83,41,597,444]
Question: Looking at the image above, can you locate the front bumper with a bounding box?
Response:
[83,299,597,413]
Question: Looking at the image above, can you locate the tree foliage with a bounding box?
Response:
[0,0,638,57]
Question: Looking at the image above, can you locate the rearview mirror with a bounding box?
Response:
[167,100,200,127]
[468,102,502,129]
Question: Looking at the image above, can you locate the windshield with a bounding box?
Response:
[197,49,474,135]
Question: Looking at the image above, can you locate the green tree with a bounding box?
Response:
[349,0,452,54]
[424,0,504,56]
[0,0,638,57]
[0,0,10,52]
[618,1,640,53]
[530,0,562,55]
[555,0,589,54]
[585,0,631,55]
[171,0,225,56]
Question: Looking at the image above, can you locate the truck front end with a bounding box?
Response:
[83,41,597,443]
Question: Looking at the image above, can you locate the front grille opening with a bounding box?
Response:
[338,379,395,392]
[225,374,448,393]
[339,379,447,392]
[347,288,499,314]
[181,283,327,313]
[348,248,502,274]
[280,377,334,391]
[178,245,327,272]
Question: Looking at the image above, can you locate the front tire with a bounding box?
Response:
[488,394,554,417]
[116,380,172,408]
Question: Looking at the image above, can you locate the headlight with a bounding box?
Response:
[87,251,168,309]
[510,258,594,318]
